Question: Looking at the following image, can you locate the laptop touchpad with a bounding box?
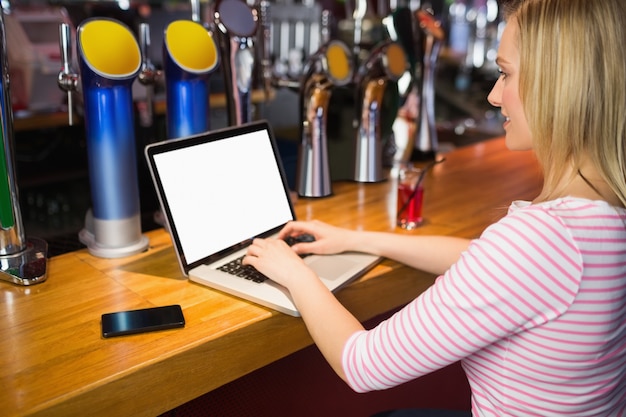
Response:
[307,256,356,281]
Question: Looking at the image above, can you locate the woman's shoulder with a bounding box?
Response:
[508,197,626,228]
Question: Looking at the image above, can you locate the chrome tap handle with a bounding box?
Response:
[321,9,332,44]
[137,23,157,128]
[214,0,258,126]
[57,23,78,126]
[297,40,353,197]
[137,23,157,85]
[414,9,444,158]
[258,0,273,99]
[0,6,48,284]
[190,0,202,23]
[354,41,408,182]
[352,0,367,69]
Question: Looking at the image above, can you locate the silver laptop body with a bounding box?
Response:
[145,120,380,316]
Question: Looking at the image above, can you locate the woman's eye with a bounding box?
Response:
[497,68,508,79]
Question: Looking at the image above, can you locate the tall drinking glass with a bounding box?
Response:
[396,164,424,229]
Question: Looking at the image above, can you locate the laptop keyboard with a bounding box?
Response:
[217,235,315,284]
[217,256,268,283]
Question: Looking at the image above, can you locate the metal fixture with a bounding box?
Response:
[162,19,220,138]
[214,0,258,126]
[385,2,422,166]
[257,0,273,99]
[297,40,353,197]
[413,9,444,160]
[57,23,78,126]
[57,19,149,258]
[136,22,159,130]
[0,6,47,285]
[354,41,408,182]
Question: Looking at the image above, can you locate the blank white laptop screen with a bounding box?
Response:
[150,123,294,269]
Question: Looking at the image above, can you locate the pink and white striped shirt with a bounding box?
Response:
[343,198,626,416]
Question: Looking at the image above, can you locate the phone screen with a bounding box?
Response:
[101,305,185,338]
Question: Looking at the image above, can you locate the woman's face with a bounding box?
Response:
[487,18,533,150]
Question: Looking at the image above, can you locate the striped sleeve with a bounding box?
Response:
[342,206,584,393]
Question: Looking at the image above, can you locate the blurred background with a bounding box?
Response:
[5,0,504,255]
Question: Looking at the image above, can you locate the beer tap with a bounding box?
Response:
[321,9,332,45]
[297,40,353,197]
[57,23,78,126]
[385,2,422,167]
[57,18,149,258]
[214,0,258,126]
[162,18,219,138]
[354,41,408,182]
[257,0,273,100]
[190,0,202,23]
[353,0,367,69]
[137,23,160,130]
[138,23,159,86]
[413,9,444,160]
[0,6,48,285]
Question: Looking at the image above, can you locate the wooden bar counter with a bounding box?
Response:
[0,137,542,417]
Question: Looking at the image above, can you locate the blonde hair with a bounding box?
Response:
[512,0,626,205]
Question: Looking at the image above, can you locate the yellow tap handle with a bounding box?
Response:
[385,42,408,80]
[80,20,141,76]
[326,42,352,84]
[165,20,218,73]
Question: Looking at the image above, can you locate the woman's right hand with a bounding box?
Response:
[277,220,355,256]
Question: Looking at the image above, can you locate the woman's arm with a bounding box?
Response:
[279,220,472,275]
[243,221,472,380]
[243,237,364,382]
[345,232,471,275]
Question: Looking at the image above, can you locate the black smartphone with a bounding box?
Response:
[101,305,185,338]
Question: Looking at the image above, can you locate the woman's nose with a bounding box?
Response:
[487,79,502,107]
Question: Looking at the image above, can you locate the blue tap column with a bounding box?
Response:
[163,20,219,139]
[76,18,148,258]
[82,85,139,220]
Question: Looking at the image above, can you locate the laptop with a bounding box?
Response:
[144,120,380,316]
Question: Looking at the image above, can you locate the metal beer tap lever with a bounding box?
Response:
[0,6,48,285]
[413,9,444,160]
[257,0,273,100]
[297,40,353,197]
[354,40,408,182]
[214,0,258,126]
[137,23,162,129]
[190,0,202,23]
[353,0,367,69]
[137,23,160,86]
[57,23,79,126]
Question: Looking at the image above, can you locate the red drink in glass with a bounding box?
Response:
[396,165,424,229]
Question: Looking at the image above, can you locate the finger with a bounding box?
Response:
[277,223,298,239]
[251,237,266,246]
[277,221,311,239]
[245,240,264,256]
[242,254,250,265]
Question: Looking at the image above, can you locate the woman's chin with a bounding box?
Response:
[504,134,533,151]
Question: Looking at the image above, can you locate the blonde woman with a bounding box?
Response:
[244,0,626,415]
